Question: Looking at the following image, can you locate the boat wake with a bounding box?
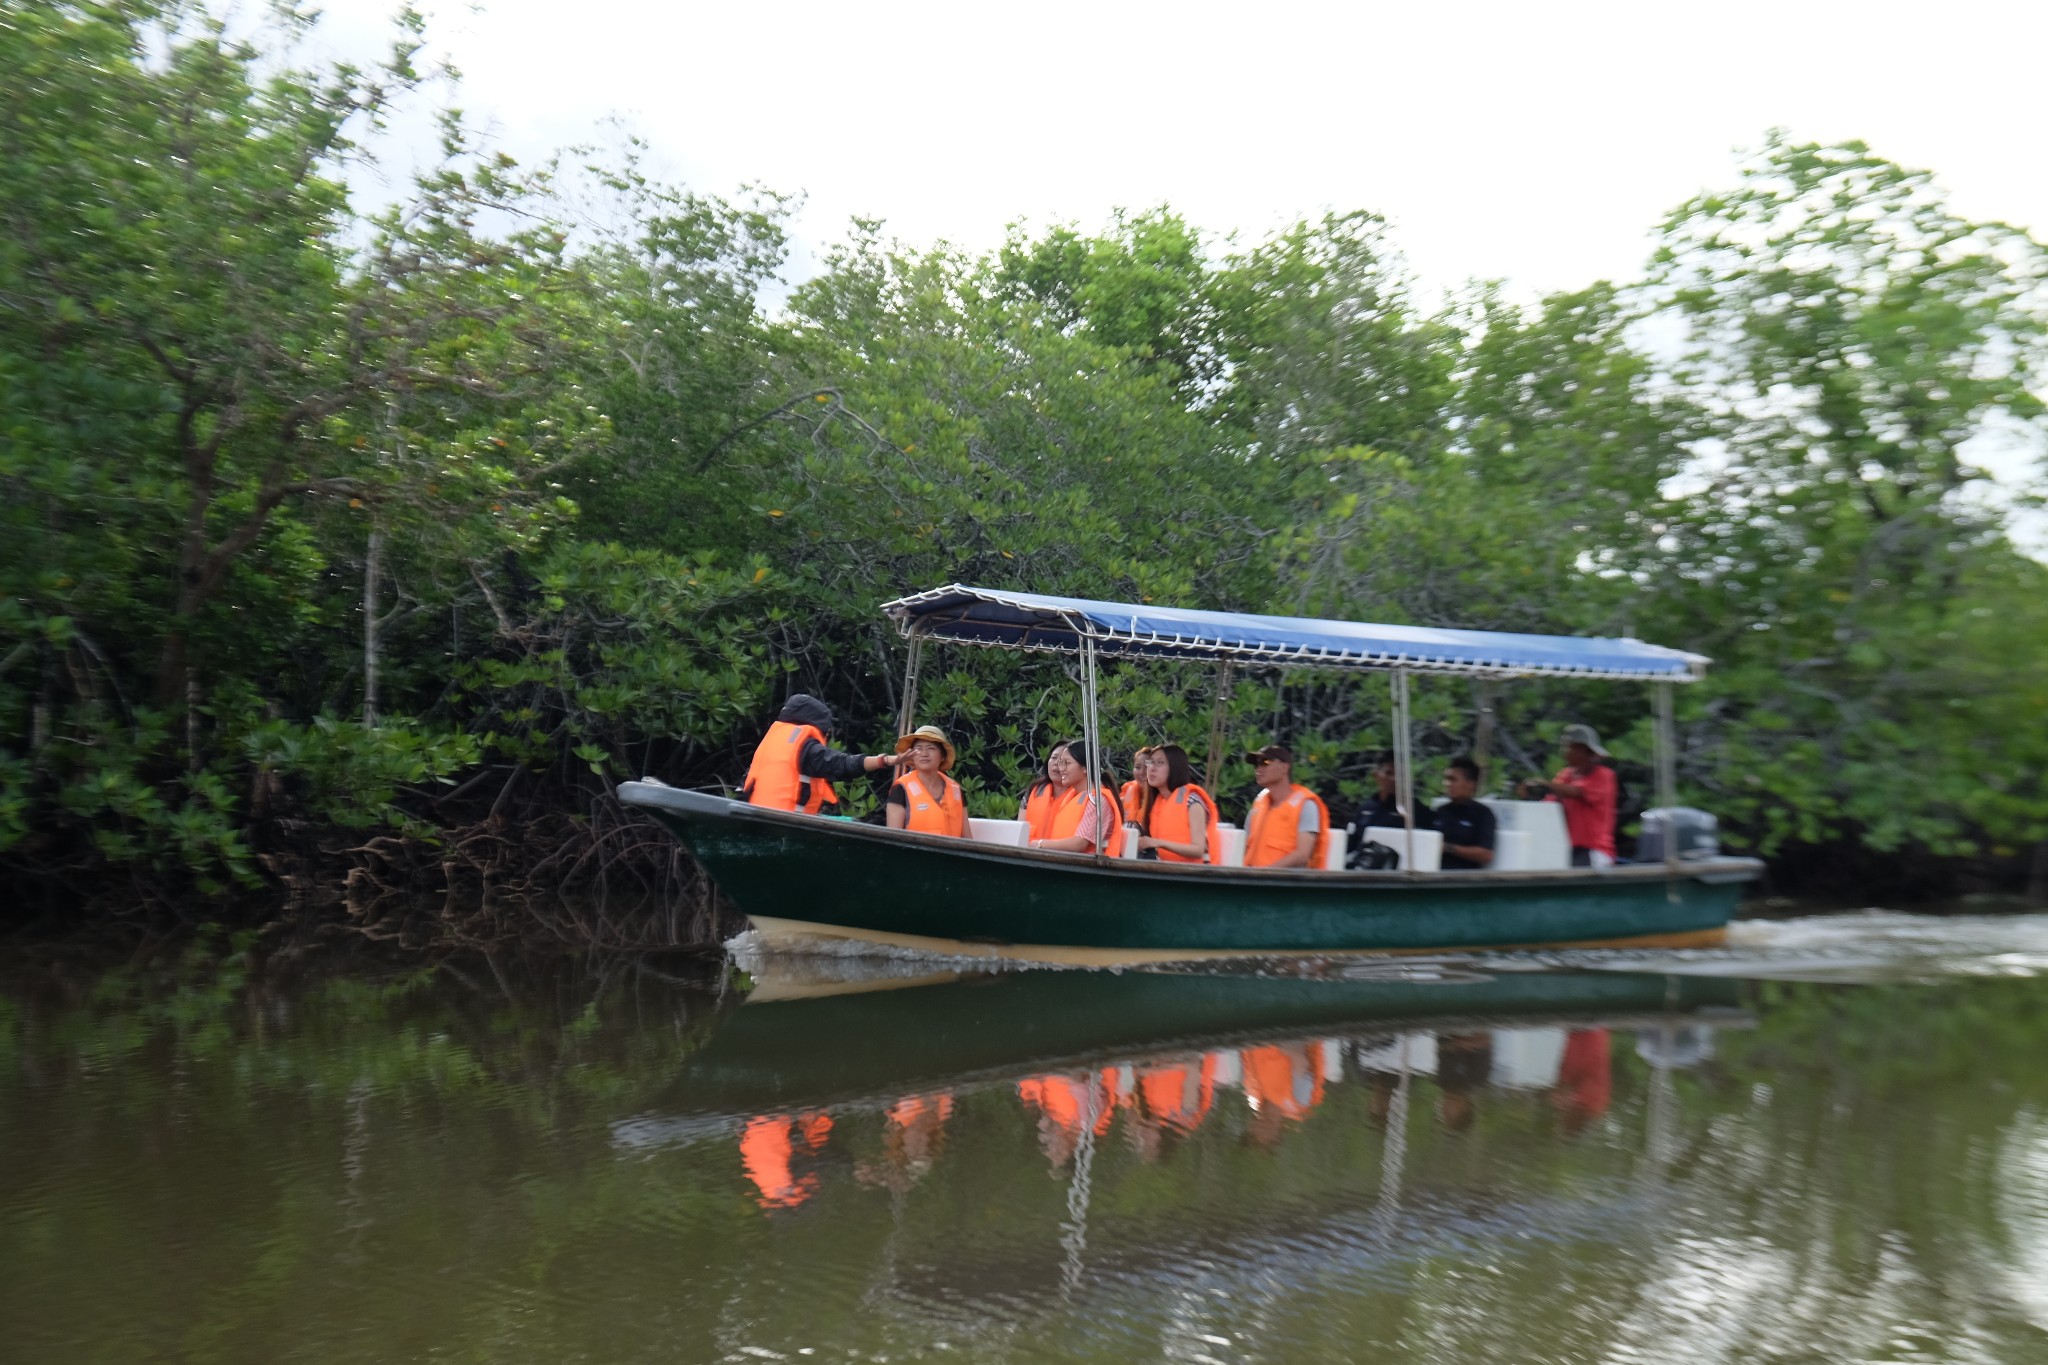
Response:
[1474,910,2048,984]
[728,911,2048,990]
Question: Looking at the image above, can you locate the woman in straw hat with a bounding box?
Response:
[886,725,968,837]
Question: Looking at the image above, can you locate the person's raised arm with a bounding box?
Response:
[800,736,902,783]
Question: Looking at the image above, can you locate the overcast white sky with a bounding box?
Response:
[312,0,2048,299]
[311,0,2047,536]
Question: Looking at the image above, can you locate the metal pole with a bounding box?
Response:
[1391,668,1415,872]
[1081,636,1107,862]
[896,628,924,737]
[1205,659,1235,790]
[1472,679,1497,792]
[1655,680,1679,874]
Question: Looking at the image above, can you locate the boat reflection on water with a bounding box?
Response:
[617,958,1750,1242]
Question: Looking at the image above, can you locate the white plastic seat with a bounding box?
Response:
[968,817,1030,848]
[1362,825,1442,872]
[1489,828,1535,872]
[1480,800,1570,870]
[1321,828,1349,871]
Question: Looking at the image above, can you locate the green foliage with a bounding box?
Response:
[243,717,478,832]
[1644,133,2048,854]
[1,9,2042,907]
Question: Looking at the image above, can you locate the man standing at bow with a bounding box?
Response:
[1521,723,1618,868]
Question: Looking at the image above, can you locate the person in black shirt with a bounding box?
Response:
[1437,754,1497,871]
[1346,752,1434,870]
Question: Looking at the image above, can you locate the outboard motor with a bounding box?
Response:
[1636,807,1719,862]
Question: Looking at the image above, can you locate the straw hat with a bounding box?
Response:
[895,724,956,771]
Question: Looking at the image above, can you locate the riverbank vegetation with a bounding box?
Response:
[3,1,2045,937]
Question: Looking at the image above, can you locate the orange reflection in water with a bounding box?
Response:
[856,1091,956,1193]
[1126,1054,1220,1162]
[1241,1040,1328,1148]
[1018,1069,1122,1169]
[1553,1028,1612,1134]
[735,1024,1617,1207]
[740,1111,834,1210]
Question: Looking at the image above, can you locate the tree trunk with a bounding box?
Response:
[363,521,383,728]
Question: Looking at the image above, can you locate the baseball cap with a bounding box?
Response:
[1560,723,1609,757]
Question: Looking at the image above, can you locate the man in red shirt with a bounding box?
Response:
[1525,724,1617,868]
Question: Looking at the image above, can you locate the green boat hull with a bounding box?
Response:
[620,784,1759,956]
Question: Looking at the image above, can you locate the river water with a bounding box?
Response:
[7,911,2048,1363]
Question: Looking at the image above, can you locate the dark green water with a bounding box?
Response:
[6,912,2048,1363]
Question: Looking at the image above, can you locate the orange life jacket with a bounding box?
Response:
[1021,783,1059,840]
[1244,783,1330,868]
[1047,784,1125,856]
[893,770,966,837]
[1119,780,1145,822]
[1018,1071,1120,1138]
[886,1092,955,1129]
[739,1110,834,1210]
[743,721,839,814]
[1241,1042,1327,1120]
[1136,1054,1219,1133]
[1144,783,1221,864]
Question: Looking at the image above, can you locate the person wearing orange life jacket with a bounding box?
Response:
[1018,761,1059,841]
[743,694,900,814]
[885,725,967,837]
[1119,746,1155,824]
[1241,742,1330,869]
[1029,738,1125,856]
[1133,743,1220,864]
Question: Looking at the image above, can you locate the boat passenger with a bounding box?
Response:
[1119,746,1155,824]
[1029,739,1125,856]
[886,725,967,837]
[1344,751,1434,869]
[1018,761,1058,840]
[743,693,900,814]
[1242,743,1330,870]
[1519,723,1618,868]
[1436,754,1498,870]
[1133,744,1219,864]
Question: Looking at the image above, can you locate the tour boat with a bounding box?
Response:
[620,585,1761,962]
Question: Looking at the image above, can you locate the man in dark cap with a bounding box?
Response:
[742,694,901,814]
[1241,743,1330,869]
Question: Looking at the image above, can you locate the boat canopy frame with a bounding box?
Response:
[878,584,1697,874]
[880,584,1710,682]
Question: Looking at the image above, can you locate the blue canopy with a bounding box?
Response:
[880,585,1709,682]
